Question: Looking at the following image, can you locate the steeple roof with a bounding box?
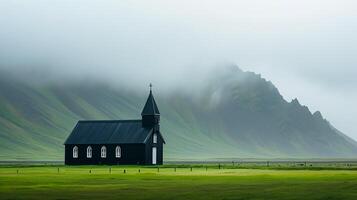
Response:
[141,89,160,116]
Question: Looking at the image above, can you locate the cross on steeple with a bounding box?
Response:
[142,83,160,128]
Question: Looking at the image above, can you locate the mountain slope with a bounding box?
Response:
[0,66,356,160]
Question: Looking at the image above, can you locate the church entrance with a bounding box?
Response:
[152,147,157,164]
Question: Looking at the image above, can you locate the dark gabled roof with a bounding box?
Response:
[141,90,160,116]
[143,130,166,144]
[64,120,153,145]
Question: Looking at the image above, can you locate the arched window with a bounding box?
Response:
[101,146,106,158]
[115,146,121,158]
[153,133,157,144]
[87,146,92,158]
[73,146,78,158]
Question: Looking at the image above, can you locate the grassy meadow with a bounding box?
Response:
[1,163,357,200]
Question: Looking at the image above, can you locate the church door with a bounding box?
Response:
[152,147,157,165]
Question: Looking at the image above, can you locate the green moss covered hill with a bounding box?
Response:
[0,66,356,160]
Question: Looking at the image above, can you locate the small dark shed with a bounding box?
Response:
[64,87,165,165]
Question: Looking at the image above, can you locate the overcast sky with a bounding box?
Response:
[0,0,357,139]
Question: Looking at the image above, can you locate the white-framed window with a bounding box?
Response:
[153,133,157,144]
[115,146,121,158]
[87,146,92,158]
[73,146,78,158]
[101,146,106,158]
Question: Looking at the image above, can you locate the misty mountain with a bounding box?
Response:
[0,65,356,160]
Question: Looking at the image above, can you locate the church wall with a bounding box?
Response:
[65,144,146,165]
[144,132,164,165]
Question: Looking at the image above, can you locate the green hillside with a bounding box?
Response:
[0,66,356,160]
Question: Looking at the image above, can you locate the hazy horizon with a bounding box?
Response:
[0,0,356,140]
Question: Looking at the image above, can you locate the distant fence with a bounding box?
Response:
[1,160,357,169]
[0,161,63,166]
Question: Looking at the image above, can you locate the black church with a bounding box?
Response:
[64,86,165,165]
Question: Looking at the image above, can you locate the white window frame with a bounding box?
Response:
[115,146,121,158]
[73,146,78,158]
[101,146,106,158]
[153,133,157,144]
[87,146,92,158]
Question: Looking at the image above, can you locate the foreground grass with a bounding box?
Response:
[0,165,357,200]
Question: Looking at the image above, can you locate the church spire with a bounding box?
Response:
[141,84,160,116]
[141,84,160,128]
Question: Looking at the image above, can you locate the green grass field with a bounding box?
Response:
[1,165,357,200]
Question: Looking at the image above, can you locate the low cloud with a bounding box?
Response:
[0,0,356,139]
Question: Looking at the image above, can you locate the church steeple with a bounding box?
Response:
[141,84,160,128]
[141,84,160,116]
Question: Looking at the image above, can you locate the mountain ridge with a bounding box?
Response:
[0,65,356,160]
